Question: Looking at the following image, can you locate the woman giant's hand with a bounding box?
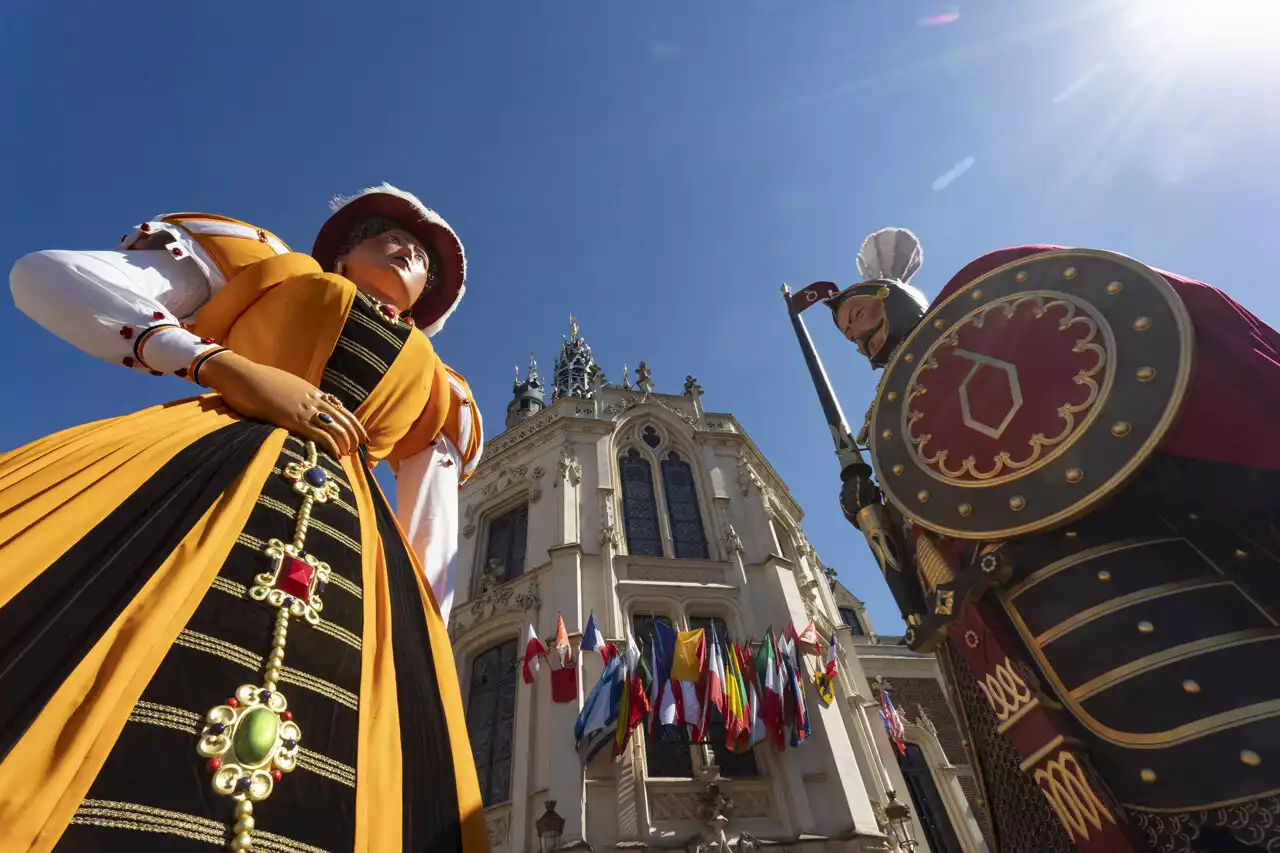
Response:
[199,352,370,459]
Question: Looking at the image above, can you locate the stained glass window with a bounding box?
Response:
[642,425,662,449]
[484,504,528,585]
[466,640,518,806]
[661,452,708,559]
[689,616,759,778]
[620,449,663,557]
[633,615,693,778]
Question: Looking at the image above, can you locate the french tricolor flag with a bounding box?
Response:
[581,613,608,664]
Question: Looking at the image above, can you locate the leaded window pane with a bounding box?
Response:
[840,607,864,635]
[621,449,663,557]
[661,452,708,559]
[485,505,528,583]
[466,640,519,805]
[689,617,759,778]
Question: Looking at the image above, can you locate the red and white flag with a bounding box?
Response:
[698,627,727,738]
[797,620,822,655]
[880,687,907,755]
[523,622,548,685]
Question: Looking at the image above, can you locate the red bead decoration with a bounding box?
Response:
[175,368,189,378]
[225,697,238,708]
[270,769,283,782]
[150,370,165,377]
[140,223,152,233]
[152,311,165,320]
[120,326,133,339]
[122,357,134,368]
[201,337,216,345]
[171,247,183,257]
[281,711,292,722]
[276,557,316,603]
[206,757,222,773]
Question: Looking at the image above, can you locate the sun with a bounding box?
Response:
[1127,0,1280,58]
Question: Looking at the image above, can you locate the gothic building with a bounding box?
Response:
[449,322,990,852]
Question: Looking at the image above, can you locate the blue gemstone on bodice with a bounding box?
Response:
[304,467,327,487]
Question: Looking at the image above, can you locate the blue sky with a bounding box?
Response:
[3,0,1278,633]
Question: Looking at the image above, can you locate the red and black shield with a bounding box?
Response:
[869,249,1195,540]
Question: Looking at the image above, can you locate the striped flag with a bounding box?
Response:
[880,687,907,755]
[825,633,839,680]
[580,613,607,664]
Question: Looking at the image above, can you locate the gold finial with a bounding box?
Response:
[781,282,792,295]
[569,314,579,339]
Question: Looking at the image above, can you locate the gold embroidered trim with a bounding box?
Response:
[330,495,360,518]
[211,576,247,599]
[307,518,362,554]
[297,748,357,788]
[335,336,392,374]
[175,628,262,670]
[257,494,297,520]
[315,618,363,651]
[347,306,407,348]
[72,799,336,853]
[325,572,363,600]
[237,531,267,551]
[321,368,369,404]
[279,666,359,711]
[129,700,201,735]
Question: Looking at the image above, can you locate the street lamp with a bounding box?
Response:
[535,800,565,853]
[883,790,918,852]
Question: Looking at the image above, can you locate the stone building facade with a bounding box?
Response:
[448,324,990,852]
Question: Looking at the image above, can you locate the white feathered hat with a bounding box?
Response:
[312,183,466,336]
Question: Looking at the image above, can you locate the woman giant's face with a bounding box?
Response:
[835,296,889,360]
[339,228,431,311]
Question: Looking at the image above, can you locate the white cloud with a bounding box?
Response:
[932,156,975,191]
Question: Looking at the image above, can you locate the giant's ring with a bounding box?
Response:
[321,393,343,408]
[315,412,335,426]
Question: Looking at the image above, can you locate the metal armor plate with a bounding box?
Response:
[869,249,1194,539]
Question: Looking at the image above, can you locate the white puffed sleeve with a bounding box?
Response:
[395,436,463,623]
[9,248,222,377]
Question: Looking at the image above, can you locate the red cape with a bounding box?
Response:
[937,246,1280,471]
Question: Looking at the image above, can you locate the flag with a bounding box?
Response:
[613,632,639,757]
[618,636,652,756]
[825,632,839,680]
[754,630,786,750]
[787,280,840,314]
[551,667,578,703]
[581,613,606,663]
[880,687,908,755]
[673,628,706,740]
[698,627,727,741]
[553,613,573,668]
[575,655,623,760]
[523,622,548,685]
[797,620,822,655]
[724,637,748,752]
[736,642,762,746]
[813,670,835,705]
[651,621,682,741]
[778,637,810,747]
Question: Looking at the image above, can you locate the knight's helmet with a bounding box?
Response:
[827,228,930,368]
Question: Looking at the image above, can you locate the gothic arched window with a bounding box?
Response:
[620,448,663,557]
[661,452,709,559]
[466,639,519,805]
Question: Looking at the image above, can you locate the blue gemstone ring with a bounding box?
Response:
[315,412,335,425]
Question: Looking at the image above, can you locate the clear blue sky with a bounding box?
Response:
[3,0,1278,633]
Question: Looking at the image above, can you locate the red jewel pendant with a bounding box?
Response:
[276,557,316,603]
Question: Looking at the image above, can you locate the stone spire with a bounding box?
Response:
[552,314,600,400]
[506,351,546,429]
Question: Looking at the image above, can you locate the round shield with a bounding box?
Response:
[869,249,1194,540]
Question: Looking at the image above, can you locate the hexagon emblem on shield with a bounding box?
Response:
[869,249,1195,540]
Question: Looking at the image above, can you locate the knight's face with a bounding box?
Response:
[835,296,889,361]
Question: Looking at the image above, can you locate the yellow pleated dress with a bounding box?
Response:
[0,230,489,853]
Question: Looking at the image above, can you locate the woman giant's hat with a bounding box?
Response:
[312,183,466,336]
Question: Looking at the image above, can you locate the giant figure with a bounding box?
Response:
[789,230,1280,852]
[0,185,488,853]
